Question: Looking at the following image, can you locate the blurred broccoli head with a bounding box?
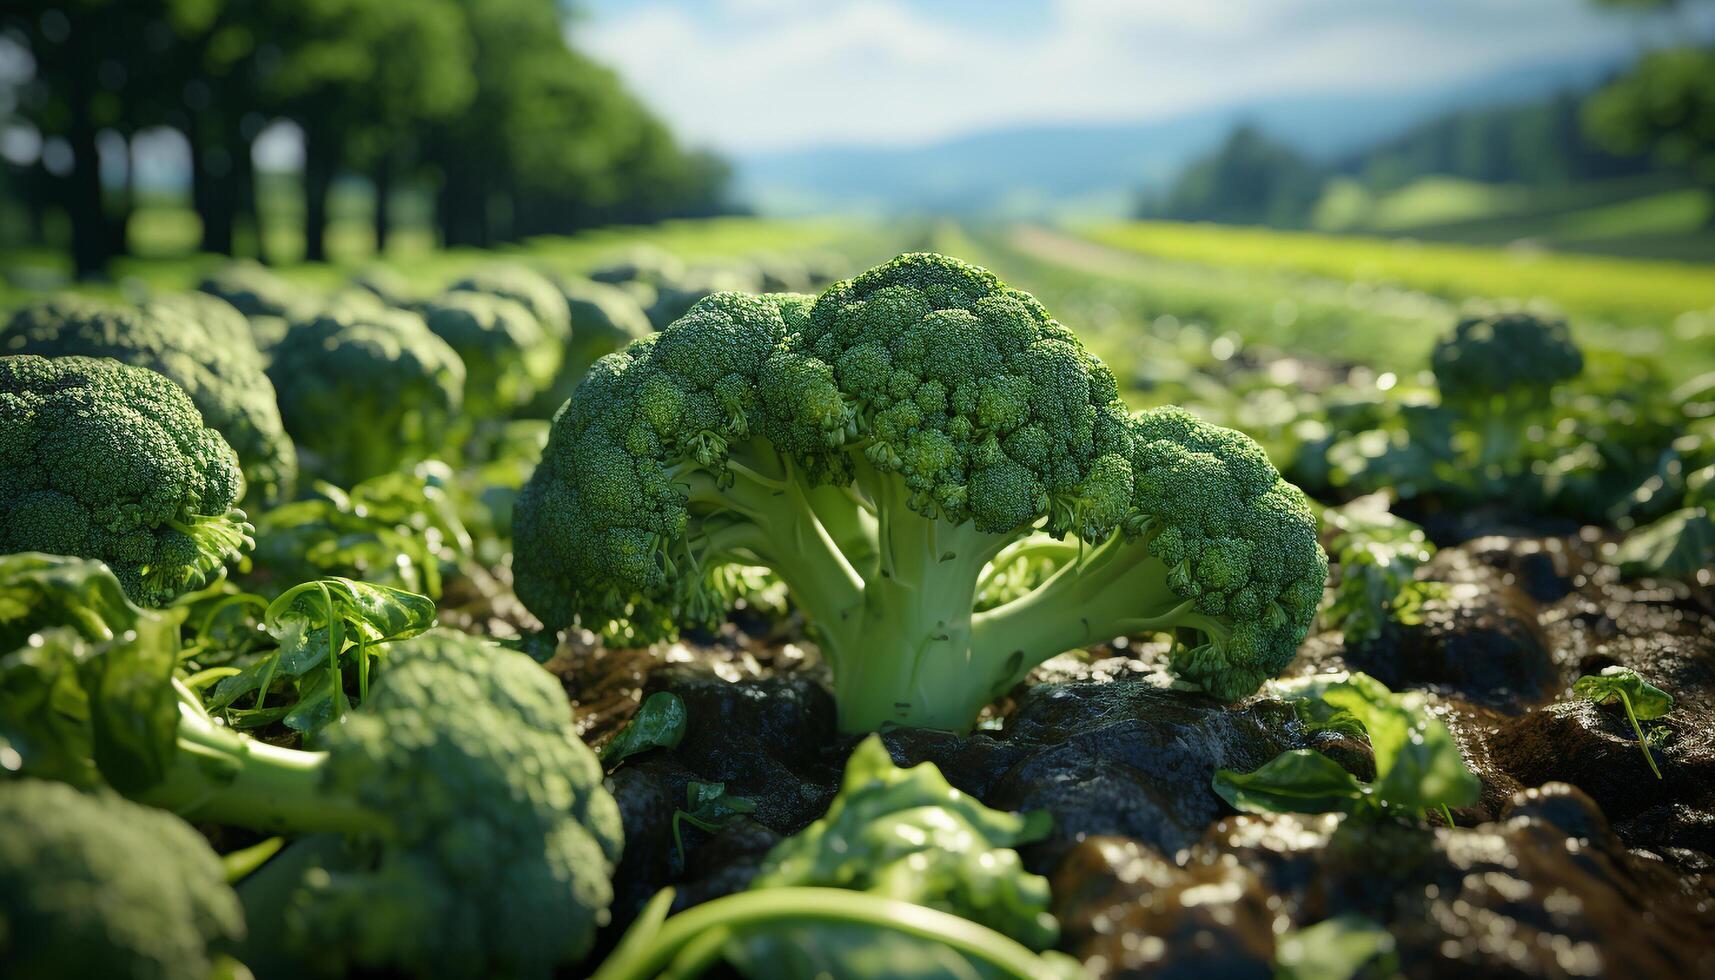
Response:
[197,260,316,320]
[421,291,559,415]
[447,265,572,344]
[516,252,1326,731]
[0,355,252,606]
[552,274,654,382]
[0,779,245,980]
[3,294,297,508]
[588,244,687,286]
[1431,304,1583,404]
[267,308,466,486]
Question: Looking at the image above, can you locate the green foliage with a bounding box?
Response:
[0,354,253,606]
[514,253,1326,732]
[1573,666,1675,779]
[1148,124,1324,227]
[0,779,246,980]
[1585,47,1715,204]
[1321,498,1443,644]
[1275,914,1399,980]
[249,464,473,600]
[2,293,298,507]
[672,780,758,864]
[600,690,688,766]
[1214,671,1481,819]
[267,309,466,486]
[1614,506,1715,580]
[594,736,1083,980]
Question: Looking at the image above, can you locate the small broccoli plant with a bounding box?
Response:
[1573,666,1674,779]
[0,355,254,606]
[447,265,573,344]
[0,779,247,980]
[1320,497,1445,645]
[515,253,1327,732]
[1430,304,1583,484]
[267,308,466,486]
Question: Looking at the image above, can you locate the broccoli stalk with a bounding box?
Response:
[515,254,1327,733]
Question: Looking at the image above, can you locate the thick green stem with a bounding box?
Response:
[971,531,1221,693]
[590,887,1055,980]
[138,708,386,835]
[818,469,1015,732]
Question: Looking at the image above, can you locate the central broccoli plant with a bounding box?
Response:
[515,254,1327,732]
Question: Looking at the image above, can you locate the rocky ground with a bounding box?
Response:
[534,526,1715,978]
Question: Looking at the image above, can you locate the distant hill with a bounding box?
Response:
[735,56,1627,219]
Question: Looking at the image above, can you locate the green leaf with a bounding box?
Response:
[601,691,689,766]
[1267,672,1480,813]
[0,556,183,793]
[1573,666,1673,720]
[1276,913,1398,980]
[1613,507,1715,580]
[1213,749,1367,815]
[673,780,758,862]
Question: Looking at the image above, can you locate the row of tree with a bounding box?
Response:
[2,0,735,276]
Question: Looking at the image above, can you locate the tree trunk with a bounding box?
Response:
[192,121,238,257]
[371,157,391,256]
[66,111,111,279]
[301,129,336,263]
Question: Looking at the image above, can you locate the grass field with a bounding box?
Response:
[1081,219,1715,377]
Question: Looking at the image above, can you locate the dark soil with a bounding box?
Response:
[547,528,1715,978]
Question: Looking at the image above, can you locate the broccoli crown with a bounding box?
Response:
[0,779,245,980]
[350,266,417,308]
[197,260,314,320]
[516,253,1326,724]
[267,309,466,486]
[1122,406,1328,700]
[0,355,251,606]
[421,291,559,415]
[588,244,687,286]
[447,266,572,343]
[1431,306,1583,402]
[3,295,297,508]
[233,631,624,978]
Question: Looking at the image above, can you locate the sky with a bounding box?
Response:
[577,0,1701,155]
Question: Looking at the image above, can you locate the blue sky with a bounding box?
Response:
[576,0,1703,154]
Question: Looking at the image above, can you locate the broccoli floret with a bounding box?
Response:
[268,309,466,486]
[515,253,1327,731]
[447,266,573,345]
[3,295,297,508]
[0,355,252,606]
[421,291,560,416]
[0,779,246,980]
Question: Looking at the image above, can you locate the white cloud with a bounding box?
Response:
[578,0,1697,154]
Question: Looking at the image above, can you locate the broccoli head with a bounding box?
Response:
[1431,304,1584,404]
[197,260,316,321]
[515,253,1326,731]
[0,355,252,606]
[447,266,573,344]
[421,291,560,416]
[3,295,297,507]
[268,308,466,486]
[0,779,246,980]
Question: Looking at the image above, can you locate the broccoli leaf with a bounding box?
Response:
[672,780,757,862]
[1612,506,1715,581]
[1212,749,1367,815]
[1573,666,1674,779]
[1276,913,1399,980]
[600,691,688,766]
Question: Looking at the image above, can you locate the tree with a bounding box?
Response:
[1151,124,1324,227]
[1584,46,1715,226]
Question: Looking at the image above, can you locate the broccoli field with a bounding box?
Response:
[2,214,1715,980]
